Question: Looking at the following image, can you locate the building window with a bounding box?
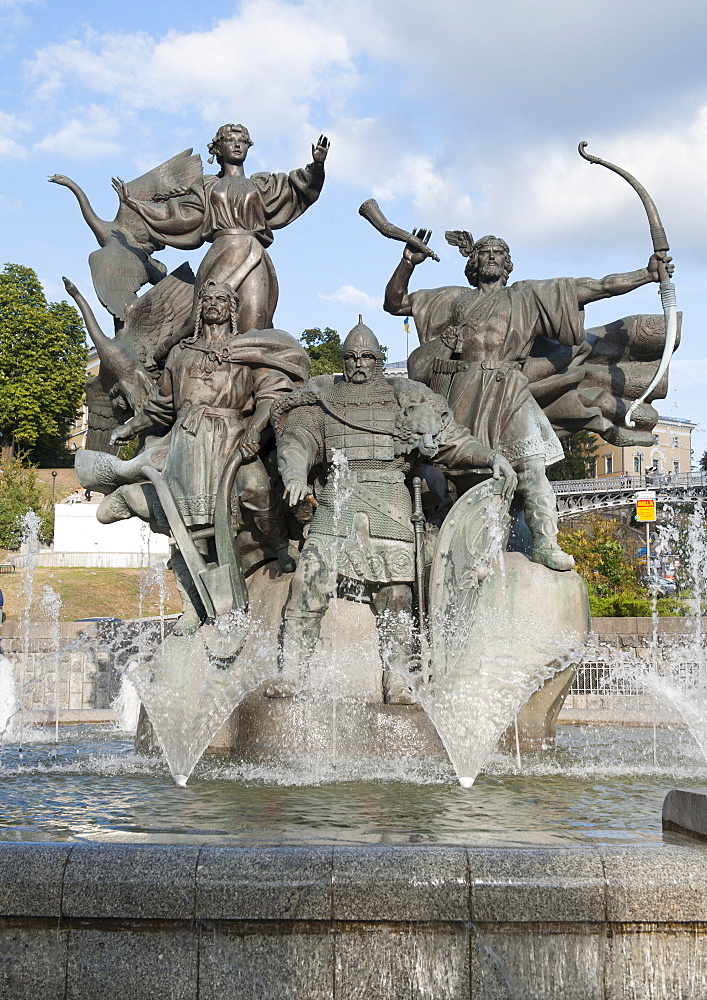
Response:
[674,461,680,474]
[604,455,613,475]
[673,436,679,448]
[634,454,643,473]
[653,434,659,445]
[589,460,597,478]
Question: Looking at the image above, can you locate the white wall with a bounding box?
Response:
[53,504,170,555]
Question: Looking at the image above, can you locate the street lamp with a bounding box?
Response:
[51,470,57,503]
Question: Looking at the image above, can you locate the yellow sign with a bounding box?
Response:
[635,497,656,522]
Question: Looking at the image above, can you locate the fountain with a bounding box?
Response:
[1,132,705,999]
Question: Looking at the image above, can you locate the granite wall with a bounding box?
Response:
[1,619,147,721]
[2,841,707,999]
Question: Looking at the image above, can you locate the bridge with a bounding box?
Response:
[552,473,707,518]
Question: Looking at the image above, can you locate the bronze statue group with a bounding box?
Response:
[59,123,674,703]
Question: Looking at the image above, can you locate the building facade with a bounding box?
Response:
[591,415,695,480]
[67,347,99,452]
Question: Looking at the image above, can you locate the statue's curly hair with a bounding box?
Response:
[464,235,513,288]
[208,123,253,171]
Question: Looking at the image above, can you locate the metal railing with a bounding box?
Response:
[553,472,704,494]
[570,661,645,696]
[551,473,707,517]
[570,659,705,696]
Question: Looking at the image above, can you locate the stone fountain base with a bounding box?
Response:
[207,690,448,763]
[136,553,588,767]
[3,840,707,999]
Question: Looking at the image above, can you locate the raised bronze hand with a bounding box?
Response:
[647,251,674,282]
[312,135,330,163]
[359,200,440,262]
[111,176,137,210]
[403,228,433,267]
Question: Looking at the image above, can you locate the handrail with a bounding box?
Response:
[552,472,704,494]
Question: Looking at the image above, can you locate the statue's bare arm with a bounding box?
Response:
[574,251,673,307]
[383,229,432,316]
[109,409,155,446]
[110,370,174,446]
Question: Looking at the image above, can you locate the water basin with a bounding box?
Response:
[2,723,704,847]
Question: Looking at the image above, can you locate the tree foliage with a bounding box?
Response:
[558,514,688,616]
[0,457,54,548]
[547,431,599,481]
[0,264,88,464]
[300,327,343,376]
[300,326,388,377]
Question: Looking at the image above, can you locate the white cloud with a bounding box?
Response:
[0,110,26,157]
[320,284,381,316]
[27,1,357,160]
[20,0,707,255]
[33,106,122,158]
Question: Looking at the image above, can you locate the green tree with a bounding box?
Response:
[0,264,88,464]
[300,326,388,377]
[0,457,54,548]
[300,327,343,376]
[547,430,599,481]
[700,450,707,474]
[558,513,688,616]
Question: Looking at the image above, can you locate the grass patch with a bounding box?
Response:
[0,566,181,622]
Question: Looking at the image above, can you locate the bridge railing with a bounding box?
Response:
[552,472,705,494]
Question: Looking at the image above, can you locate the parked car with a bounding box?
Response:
[644,576,677,597]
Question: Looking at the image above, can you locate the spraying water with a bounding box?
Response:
[38,583,62,744]
[17,511,42,746]
[112,672,141,733]
[608,499,707,764]
[0,656,17,740]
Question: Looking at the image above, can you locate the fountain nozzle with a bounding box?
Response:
[172,774,189,787]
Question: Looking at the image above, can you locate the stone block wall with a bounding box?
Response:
[2,841,707,999]
[2,615,705,723]
[1,619,151,719]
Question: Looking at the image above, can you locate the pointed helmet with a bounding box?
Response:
[341,315,384,359]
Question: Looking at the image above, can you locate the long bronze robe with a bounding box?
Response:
[143,330,309,525]
[128,166,324,331]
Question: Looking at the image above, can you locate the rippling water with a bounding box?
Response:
[1,723,705,846]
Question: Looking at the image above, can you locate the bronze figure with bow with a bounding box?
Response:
[578,141,677,428]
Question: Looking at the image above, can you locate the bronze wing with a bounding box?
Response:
[444,230,475,257]
[91,149,203,324]
[89,237,167,325]
[85,375,122,454]
[119,262,196,376]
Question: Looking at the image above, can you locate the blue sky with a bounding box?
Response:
[2,0,707,459]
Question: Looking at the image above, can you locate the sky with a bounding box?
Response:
[1,0,707,460]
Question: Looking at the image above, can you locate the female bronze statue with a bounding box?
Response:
[112,124,329,354]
